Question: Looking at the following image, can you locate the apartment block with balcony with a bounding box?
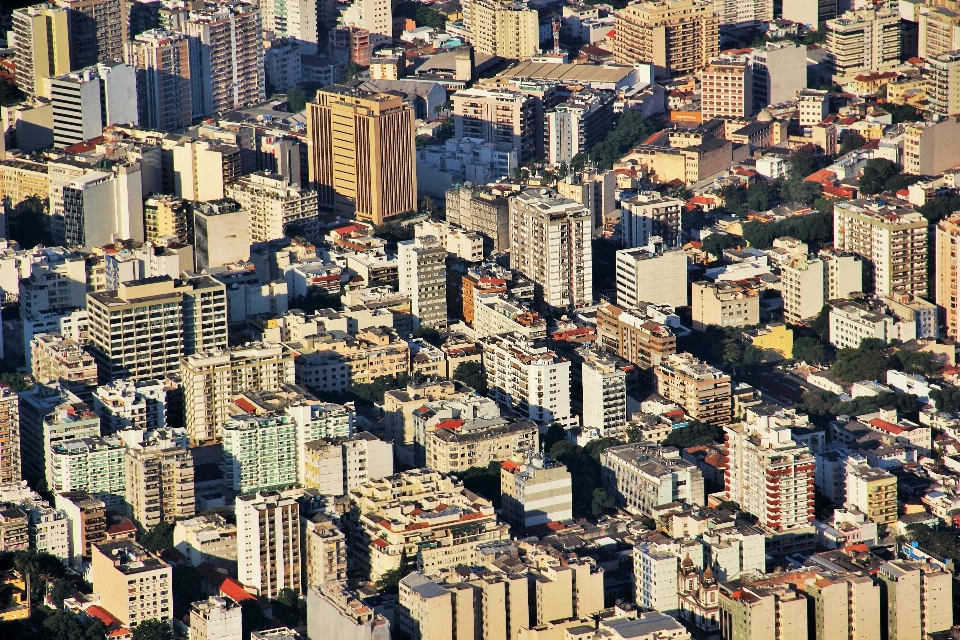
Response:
[845,460,897,526]
[616,243,688,309]
[614,0,719,78]
[425,418,539,474]
[173,514,238,572]
[289,327,410,394]
[780,252,863,324]
[19,386,101,489]
[473,292,546,341]
[596,302,677,371]
[577,345,627,442]
[91,540,172,626]
[225,171,319,243]
[825,8,901,83]
[303,432,393,495]
[903,118,960,177]
[691,280,760,331]
[452,86,540,164]
[928,50,960,117]
[620,192,683,249]
[601,443,705,516]
[918,6,960,60]
[701,58,753,119]
[55,491,106,569]
[49,436,127,513]
[654,353,731,425]
[500,452,572,529]
[302,514,347,586]
[125,438,195,531]
[236,489,302,599]
[398,236,448,331]
[937,213,960,341]
[828,298,917,349]
[444,183,511,253]
[878,561,952,639]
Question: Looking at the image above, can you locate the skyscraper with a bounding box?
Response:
[307,86,417,225]
[124,30,192,132]
[12,4,71,97]
[54,0,128,68]
[50,63,139,147]
[235,490,302,599]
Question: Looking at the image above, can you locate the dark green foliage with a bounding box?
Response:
[715,499,739,511]
[461,461,503,508]
[802,28,827,45]
[7,205,52,250]
[701,233,733,259]
[131,619,172,640]
[0,372,33,392]
[542,423,568,452]
[173,563,204,618]
[317,374,410,407]
[814,198,834,215]
[810,305,831,341]
[41,609,108,640]
[904,523,960,559]
[831,338,892,383]
[798,390,922,427]
[793,336,828,365]
[789,146,822,178]
[373,221,415,246]
[838,132,866,156]
[434,119,454,142]
[591,488,616,517]
[273,588,307,628]
[779,175,823,206]
[740,211,833,249]
[884,103,923,124]
[892,350,939,375]
[624,424,644,443]
[452,362,487,394]
[413,326,443,347]
[342,62,361,80]
[289,290,340,313]
[931,385,960,412]
[661,421,723,449]
[138,521,175,552]
[918,194,960,224]
[588,111,661,170]
[10,549,71,602]
[0,80,25,108]
[884,173,922,193]
[548,438,618,519]
[722,340,764,374]
[858,159,898,195]
[286,86,307,112]
[393,0,446,29]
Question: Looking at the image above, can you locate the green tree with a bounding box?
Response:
[273,587,306,627]
[838,132,866,156]
[884,103,922,124]
[131,619,172,640]
[831,339,891,383]
[0,80,25,108]
[0,373,32,392]
[789,145,821,178]
[461,461,503,507]
[661,421,723,448]
[452,362,487,394]
[858,159,898,195]
[780,175,823,206]
[413,326,443,347]
[241,599,271,640]
[885,173,923,193]
[591,488,616,517]
[138,521,175,552]
[701,233,733,259]
[286,86,308,112]
[918,194,960,224]
[587,110,662,170]
[892,350,938,375]
[810,304,831,341]
[43,609,108,640]
[931,386,960,412]
[793,336,828,365]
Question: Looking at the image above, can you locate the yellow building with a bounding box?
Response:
[144,194,190,243]
[464,0,539,60]
[12,4,70,97]
[0,572,29,621]
[846,462,897,526]
[91,540,172,627]
[744,323,793,359]
[614,0,719,78]
[307,86,417,225]
[0,159,49,210]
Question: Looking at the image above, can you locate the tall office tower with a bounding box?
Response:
[306,86,417,225]
[509,188,592,311]
[12,4,71,97]
[878,561,953,639]
[124,30,192,132]
[182,4,265,118]
[724,406,815,531]
[824,9,901,83]
[144,194,190,243]
[700,58,753,119]
[834,200,928,298]
[462,0,538,60]
[928,51,960,117]
[444,183,511,252]
[87,275,227,382]
[180,343,295,445]
[54,0,127,67]
[398,236,448,331]
[50,63,139,147]
[339,0,392,46]
[452,86,539,164]
[614,0,719,78]
[546,91,614,166]
[747,42,807,113]
[918,6,960,60]
[620,192,682,248]
[91,540,172,626]
[235,490,302,599]
[654,352,731,425]
[224,172,319,242]
[51,161,145,250]
[937,214,960,341]
[0,386,20,485]
[711,0,772,31]
[125,442,195,530]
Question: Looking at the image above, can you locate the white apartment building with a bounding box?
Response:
[500,453,573,529]
[825,8,901,82]
[50,63,138,147]
[510,189,592,311]
[190,596,243,640]
[747,41,807,113]
[398,236,448,330]
[340,0,393,46]
[546,92,613,166]
[601,443,705,516]
[724,406,815,531]
[0,482,70,561]
[482,332,575,429]
[634,537,704,615]
[93,379,168,433]
[125,439,195,530]
[797,89,829,127]
[124,30,192,132]
[620,192,683,248]
[235,489,302,599]
[452,86,539,164]
[833,200,928,297]
[171,140,241,202]
[221,414,299,495]
[48,436,127,514]
[780,252,862,323]
[225,171,319,242]
[50,161,144,250]
[180,342,295,444]
[473,292,546,341]
[303,432,393,496]
[18,387,100,489]
[91,540,173,626]
[414,220,485,262]
[616,243,688,308]
[174,514,238,571]
[578,346,627,442]
[712,0,772,28]
[828,298,917,349]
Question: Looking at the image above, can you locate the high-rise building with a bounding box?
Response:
[452,86,539,164]
[221,413,298,495]
[601,443,705,516]
[225,172,319,242]
[190,596,243,640]
[691,280,761,331]
[614,0,719,78]
[797,88,830,126]
[0,387,20,486]
[546,91,614,166]
[338,0,391,46]
[193,199,251,271]
[780,252,863,324]
[937,214,960,341]
[50,63,139,147]
[654,352,731,425]
[903,119,960,176]
[306,86,417,225]
[180,342,295,445]
[50,161,145,250]
[711,0,772,30]
[463,0,538,60]
[576,346,627,442]
[510,188,592,311]
[700,58,753,119]
[845,459,897,526]
[91,540,172,626]
[425,418,539,474]
[747,42,807,113]
[302,514,347,587]
[444,183,511,253]
[182,4,265,118]
[19,386,100,487]
[124,30,192,132]
[0,483,70,561]
[398,236,448,331]
[307,582,391,640]
[49,435,127,512]
[918,6,960,60]
[92,379,168,433]
[125,440,195,530]
[833,200,928,297]
[31,333,99,401]
[781,0,837,29]
[620,192,682,248]
[927,50,960,117]
[824,9,901,83]
[144,194,190,243]
[596,302,678,371]
[303,433,393,495]
[500,452,572,529]
[482,332,575,429]
[724,406,815,531]
[12,4,71,97]
[55,491,106,569]
[616,244,688,309]
[171,139,242,201]
[86,275,228,382]
[878,561,952,639]
[235,489,302,599]
[285,0,320,55]
[555,169,618,233]
[54,0,128,68]
[174,514,238,571]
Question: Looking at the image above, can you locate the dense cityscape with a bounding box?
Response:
[0,0,960,638]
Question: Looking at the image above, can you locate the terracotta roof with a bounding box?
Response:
[220,577,257,603]
[869,418,904,435]
[87,606,121,627]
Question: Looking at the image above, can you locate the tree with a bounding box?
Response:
[740,211,833,249]
[918,194,960,224]
[931,386,960,412]
[701,233,733,259]
[420,196,436,216]
[138,521,175,552]
[131,619,172,640]
[0,372,32,392]
[452,362,487,394]
[810,304,831,341]
[885,173,922,193]
[413,326,443,347]
[661,421,723,448]
[858,159,898,195]
[43,609,108,640]
[342,62,361,80]
[591,488,616,517]
[789,145,821,178]
[884,103,922,124]
[892,350,938,375]
[286,86,308,112]
[793,336,828,365]
[780,175,823,206]
[241,599,271,640]
[273,588,306,628]
[0,80,25,108]
[461,460,503,508]
[838,132,866,156]
[715,499,739,511]
[587,110,662,170]
[831,339,891,383]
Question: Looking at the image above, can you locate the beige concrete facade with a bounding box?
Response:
[614,0,719,77]
[91,540,172,626]
[691,280,761,331]
[654,352,731,425]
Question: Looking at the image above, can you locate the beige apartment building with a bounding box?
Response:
[654,353,732,425]
[236,490,302,599]
[302,432,394,496]
[878,561,952,639]
[918,6,960,60]
[825,9,901,82]
[55,491,106,569]
[452,86,539,164]
[691,281,761,331]
[701,58,752,119]
[0,159,49,208]
[289,327,410,394]
[181,341,295,444]
[30,333,98,399]
[307,86,417,225]
[780,252,863,324]
[444,183,511,252]
[0,387,19,486]
[91,540,172,626]
[225,172,320,242]
[125,443,195,530]
[845,461,897,526]
[928,50,960,117]
[596,302,677,370]
[383,381,476,466]
[833,200,928,298]
[12,4,70,97]
[937,214,960,340]
[464,0,539,60]
[425,419,539,474]
[903,118,960,176]
[501,453,572,529]
[302,513,347,586]
[124,29,192,132]
[173,514,238,572]
[143,195,190,244]
[614,0,719,77]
